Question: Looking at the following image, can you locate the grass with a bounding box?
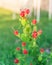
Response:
[0,8,19,65]
[0,8,52,65]
[37,11,52,49]
[0,8,12,14]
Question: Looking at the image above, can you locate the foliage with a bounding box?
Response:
[0,9,52,65]
[14,9,52,65]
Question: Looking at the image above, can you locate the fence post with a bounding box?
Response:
[37,0,41,22]
[34,0,37,16]
[49,0,52,19]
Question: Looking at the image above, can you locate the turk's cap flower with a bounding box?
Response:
[32,31,37,38]
[32,19,37,24]
[30,63,32,65]
[25,9,30,14]
[38,30,42,35]
[40,48,44,53]
[20,10,25,17]
[20,9,30,17]
[14,58,19,64]
[22,42,26,46]
[23,49,28,54]
[16,47,20,51]
[14,30,18,36]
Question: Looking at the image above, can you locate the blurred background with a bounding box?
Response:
[0,0,52,65]
[0,0,50,12]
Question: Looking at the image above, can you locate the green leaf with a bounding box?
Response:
[20,33,27,42]
[23,24,31,34]
[33,26,37,31]
[32,42,36,47]
[21,18,27,26]
[38,56,42,61]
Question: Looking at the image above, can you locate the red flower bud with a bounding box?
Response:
[20,11,25,17]
[32,19,37,24]
[32,31,37,38]
[14,30,18,35]
[14,59,19,64]
[25,9,30,14]
[40,48,44,53]
[38,30,42,35]
[30,63,32,65]
[16,47,20,51]
[23,49,28,54]
[22,42,26,46]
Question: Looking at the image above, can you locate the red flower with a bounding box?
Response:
[30,63,32,65]
[22,42,26,46]
[25,9,30,14]
[38,30,42,35]
[14,30,18,35]
[23,49,28,54]
[20,11,25,17]
[32,19,37,24]
[40,48,44,53]
[32,31,37,38]
[16,47,20,51]
[14,59,19,64]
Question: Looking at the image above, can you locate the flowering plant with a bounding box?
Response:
[13,9,52,65]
